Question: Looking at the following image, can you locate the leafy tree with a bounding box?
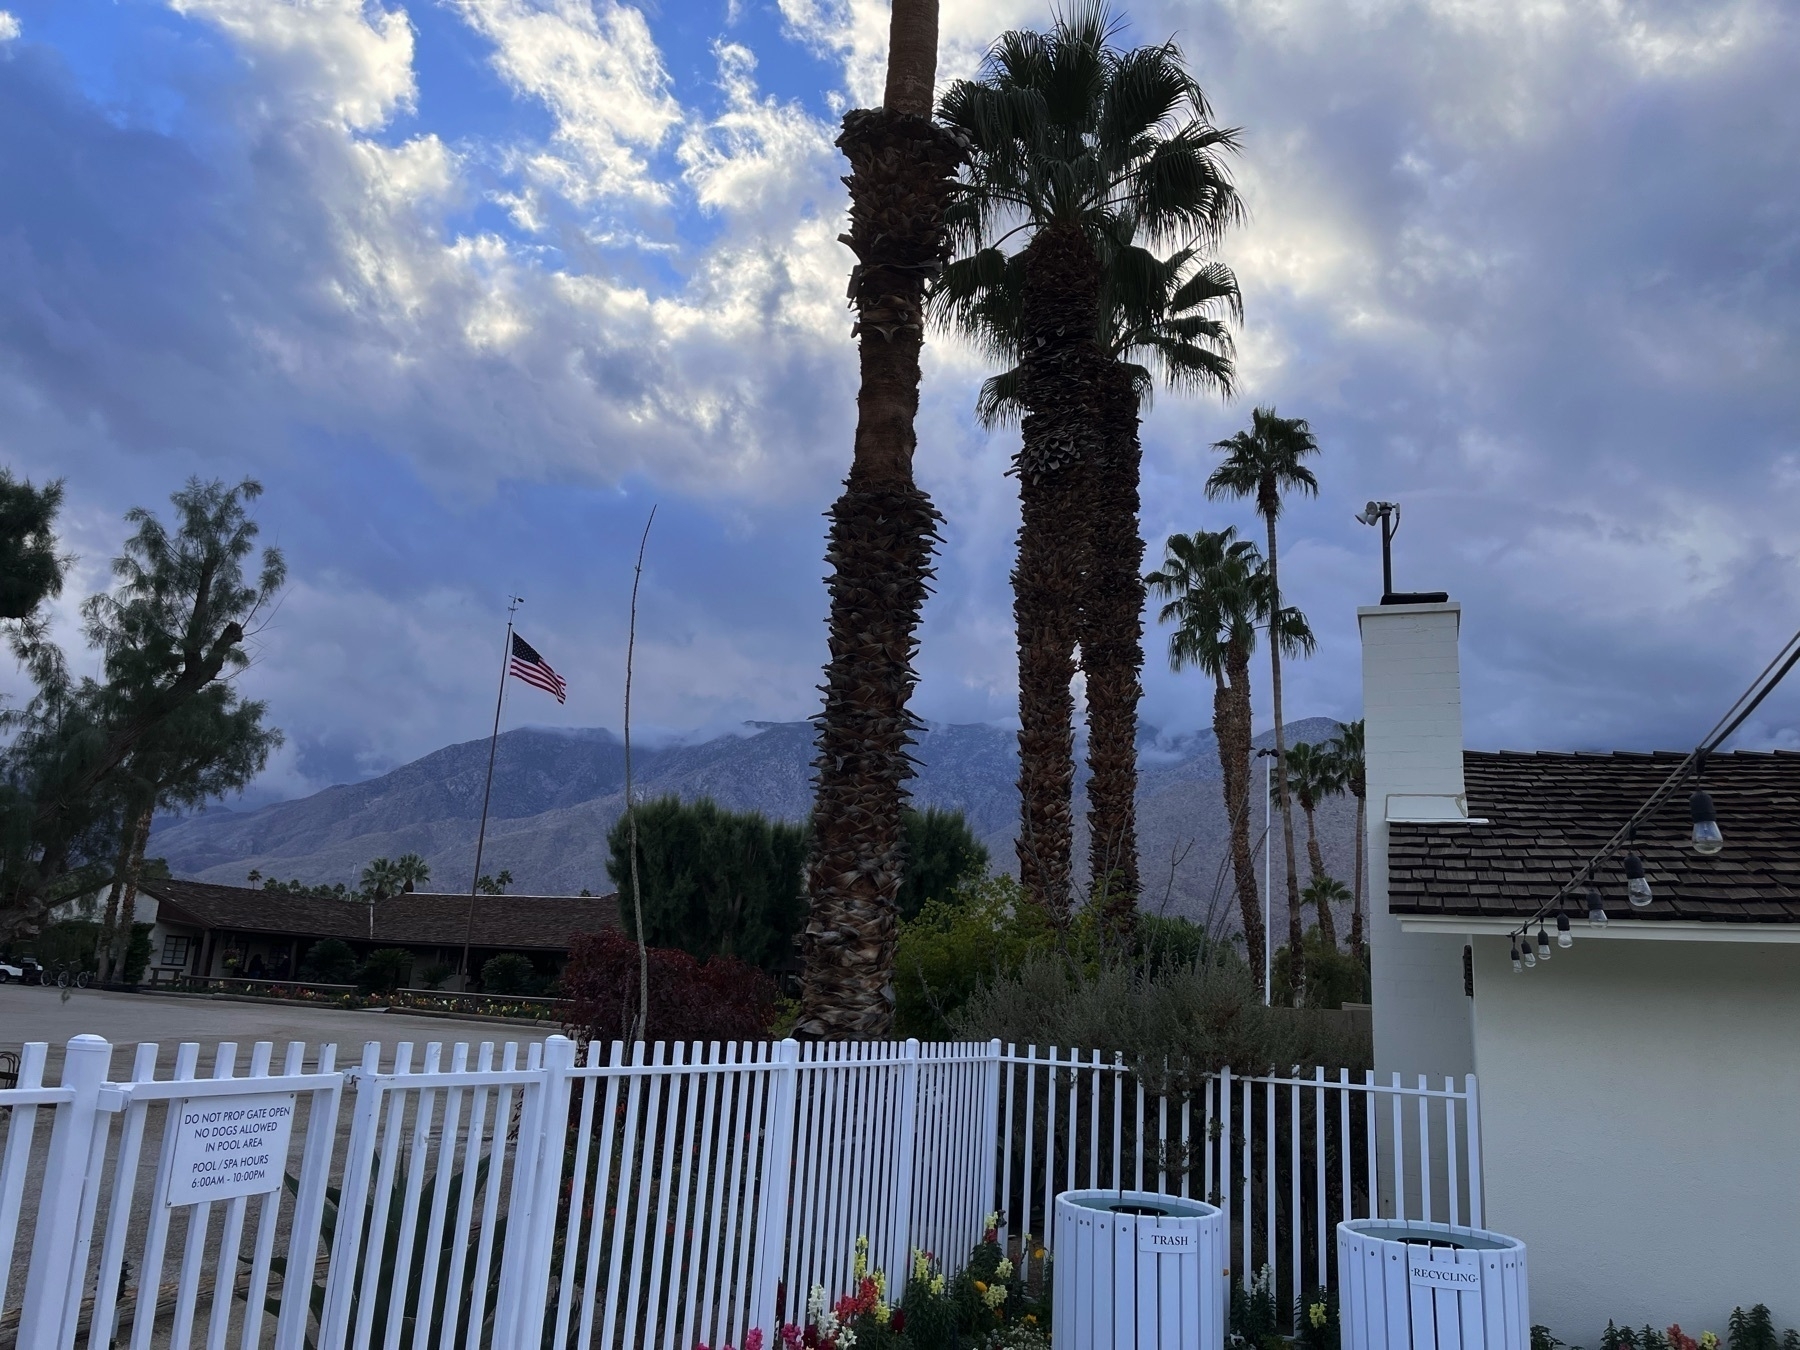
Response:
[939,5,1242,928]
[1206,410,1321,993]
[0,477,284,944]
[361,857,400,899]
[479,952,537,996]
[562,929,777,1044]
[1329,721,1367,960]
[0,470,65,625]
[300,938,357,984]
[418,962,453,991]
[897,806,989,922]
[893,874,1054,1039]
[475,869,512,895]
[1131,912,1216,975]
[1272,925,1369,1011]
[357,947,413,995]
[607,796,806,973]
[1145,528,1311,992]
[800,0,965,1040]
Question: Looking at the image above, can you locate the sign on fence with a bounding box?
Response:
[166,1091,296,1205]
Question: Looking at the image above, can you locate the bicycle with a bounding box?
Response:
[50,964,92,990]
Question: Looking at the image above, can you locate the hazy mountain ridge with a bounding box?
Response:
[152,717,1358,934]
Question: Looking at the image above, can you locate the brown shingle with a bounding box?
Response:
[142,879,621,950]
[1388,750,1800,923]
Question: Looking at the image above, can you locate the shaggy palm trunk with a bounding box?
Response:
[1349,789,1366,960]
[1216,652,1262,990]
[1083,362,1144,934]
[1262,506,1306,998]
[797,0,961,1038]
[1013,221,1105,923]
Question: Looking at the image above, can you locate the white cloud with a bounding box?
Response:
[0,11,20,42]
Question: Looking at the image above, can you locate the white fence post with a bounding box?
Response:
[509,1034,575,1350]
[887,1038,922,1281]
[1464,1072,1484,1229]
[980,1039,1002,1225]
[16,1034,109,1350]
[316,1043,384,1349]
[751,1037,802,1336]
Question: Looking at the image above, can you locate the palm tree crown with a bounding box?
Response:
[1205,407,1320,520]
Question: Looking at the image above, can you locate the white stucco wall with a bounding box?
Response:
[1362,602,1475,1084]
[1472,935,1800,1341]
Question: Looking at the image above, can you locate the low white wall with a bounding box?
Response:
[1472,936,1800,1342]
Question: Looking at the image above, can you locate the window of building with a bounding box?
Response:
[161,935,192,968]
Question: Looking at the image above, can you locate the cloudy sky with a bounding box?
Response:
[3,0,1797,805]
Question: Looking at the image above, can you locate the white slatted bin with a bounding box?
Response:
[1337,1219,1528,1350]
[1051,1189,1227,1350]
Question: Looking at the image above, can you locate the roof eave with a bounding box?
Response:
[1396,914,1800,944]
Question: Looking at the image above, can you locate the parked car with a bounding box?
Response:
[0,956,44,984]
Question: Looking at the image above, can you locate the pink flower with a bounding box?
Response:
[746,1333,764,1350]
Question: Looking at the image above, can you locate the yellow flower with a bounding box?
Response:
[995,1257,1014,1281]
[1701,1335,1719,1350]
[974,1281,988,1294]
[1309,1303,1328,1329]
[874,1301,891,1327]
[1025,1315,1038,1326]
[983,1283,1007,1309]
[930,1274,945,1296]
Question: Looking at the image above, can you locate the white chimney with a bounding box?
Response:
[1360,601,1476,1082]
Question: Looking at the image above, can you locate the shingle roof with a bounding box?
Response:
[1388,751,1800,924]
[141,880,621,950]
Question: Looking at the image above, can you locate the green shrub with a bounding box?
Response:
[893,874,1055,1039]
[896,806,989,922]
[356,948,413,995]
[122,923,153,983]
[480,952,537,996]
[300,938,357,984]
[1271,928,1371,1009]
[418,962,454,991]
[953,947,1372,1077]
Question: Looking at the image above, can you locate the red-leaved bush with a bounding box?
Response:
[561,929,779,1045]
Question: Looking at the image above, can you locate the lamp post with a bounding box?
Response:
[1257,747,1278,1006]
[1354,501,1400,598]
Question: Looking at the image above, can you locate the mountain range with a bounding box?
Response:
[150,717,1361,938]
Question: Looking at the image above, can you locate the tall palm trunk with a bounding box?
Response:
[97,802,152,983]
[1082,361,1144,933]
[1349,787,1366,961]
[1218,646,1261,989]
[1014,220,1105,923]
[798,0,962,1038]
[1262,508,1306,997]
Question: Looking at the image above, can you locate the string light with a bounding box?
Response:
[1623,852,1652,907]
[1510,937,1522,973]
[1521,939,1537,969]
[1556,908,1573,948]
[1536,925,1552,960]
[1498,625,1800,946]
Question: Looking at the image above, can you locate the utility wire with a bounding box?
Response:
[1508,625,1800,942]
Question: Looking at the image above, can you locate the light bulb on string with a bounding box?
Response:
[1690,789,1724,855]
[1536,926,1552,961]
[1586,881,1608,926]
[1624,852,1653,907]
[1522,938,1537,969]
[1556,908,1573,948]
[1510,938,1522,973]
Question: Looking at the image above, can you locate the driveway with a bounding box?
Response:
[0,982,557,1079]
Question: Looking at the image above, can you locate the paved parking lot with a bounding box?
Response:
[1,982,553,1079]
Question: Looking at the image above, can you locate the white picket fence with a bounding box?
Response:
[0,1035,1481,1349]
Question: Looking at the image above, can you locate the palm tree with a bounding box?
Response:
[1205,408,1320,994]
[1277,740,1341,946]
[798,0,963,1038]
[393,852,430,894]
[1145,527,1310,990]
[360,857,399,900]
[938,4,1241,922]
[1329,720,1367,961]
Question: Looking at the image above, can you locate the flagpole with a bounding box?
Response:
[461,596,521,987]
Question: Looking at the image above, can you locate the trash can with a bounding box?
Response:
[1051,1189,1226,1349]
[1337,1219,1528,1350]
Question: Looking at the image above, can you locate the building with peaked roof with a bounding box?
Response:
[138,879,621,990]
[1362,601,1800,1341]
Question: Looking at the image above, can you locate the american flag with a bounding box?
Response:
[509,633,566,704]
